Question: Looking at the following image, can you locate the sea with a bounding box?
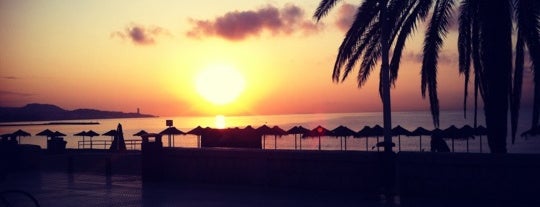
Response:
[1,109,539,153]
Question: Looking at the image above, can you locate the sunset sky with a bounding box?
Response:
[0,0,535,116]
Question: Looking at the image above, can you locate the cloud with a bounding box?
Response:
[186,4,323,41]
[2,76,18,80]
[0,90,33,97]
[335,3,357,32]
[402,51,458,66]
[112,24,171,45]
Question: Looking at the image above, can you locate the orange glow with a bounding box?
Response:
[195,64,245,105]
[215,115,226,128]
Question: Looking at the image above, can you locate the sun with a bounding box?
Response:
[195,64,246,105]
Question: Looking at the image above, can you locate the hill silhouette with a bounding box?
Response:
[0,103,156,122]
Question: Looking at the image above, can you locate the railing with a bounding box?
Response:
[77,139,143,150]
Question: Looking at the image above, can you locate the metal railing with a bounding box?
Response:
[77,139,142,150]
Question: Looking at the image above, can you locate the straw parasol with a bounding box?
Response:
[159,127,185,147]
[256,125,273,149]
[270,126,287,150]
[36,129,55,140]
[86,130,100,149]
[475,125,487,152]
[133,130,148,136]
[102,130,117,141]
[187,126,207,148]
[356,126,372,151]
[12,129,31,144]
[287,126,310,150]
[74,131,87,148]
[331,125,356,151]
[460,125,475,152]
[392,125,411,151]
[53,131,66,137]
[410,127,431,151]
[305,125,332,150]
[443,125,460,152]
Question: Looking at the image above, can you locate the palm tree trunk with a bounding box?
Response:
[380,0,393,153]
[479,1,512,153]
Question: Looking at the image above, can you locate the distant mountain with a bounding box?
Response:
[0,103,157,122]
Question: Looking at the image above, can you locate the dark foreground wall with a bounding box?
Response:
[397,152,540,203]
[39,151,141,175]
[143,148,394,193]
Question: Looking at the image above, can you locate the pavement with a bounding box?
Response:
[0,172,398,207]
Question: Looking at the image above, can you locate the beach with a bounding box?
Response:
[1,110,538,153]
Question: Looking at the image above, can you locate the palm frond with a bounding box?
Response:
[458,0,472,118]
[358,35,381,88]
[314,0,344,21]
[517,0,540,127]
[332,0,380,82]
[511,32,524,144]
[421,0,455,127]
[389,0,434,84]
[343,22,380,83]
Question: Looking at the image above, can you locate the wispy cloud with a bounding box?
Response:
[0,90,33,97]
[402,51,458,66]
[2,76,18,80]
[186,4,323,41]
[112,24,171,45]
[335,3,356,33]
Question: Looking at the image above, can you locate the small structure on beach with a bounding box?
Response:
[201,127,262,149]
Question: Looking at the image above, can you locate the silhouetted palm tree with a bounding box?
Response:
[315,0,539,153]
[427,0,540,153]
[314,0,435,152]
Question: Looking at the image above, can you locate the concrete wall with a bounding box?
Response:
[397,152,540,203]
[142,148,394,193]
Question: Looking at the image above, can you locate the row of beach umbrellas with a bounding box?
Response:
[0,124,497,152]
[129,124,489,152]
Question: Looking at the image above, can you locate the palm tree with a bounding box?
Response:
[314,0,435,152]
[315,0,539,153]
[428,0,539,153]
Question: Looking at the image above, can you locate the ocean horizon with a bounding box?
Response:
[1,109,538,153]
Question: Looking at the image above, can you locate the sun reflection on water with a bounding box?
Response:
[215,115,226,129]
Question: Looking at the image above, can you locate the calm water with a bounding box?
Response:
[1,110,538,153]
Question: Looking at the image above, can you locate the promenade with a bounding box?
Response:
[1,172,395,207]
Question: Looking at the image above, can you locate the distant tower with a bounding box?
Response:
[137,108,140,114]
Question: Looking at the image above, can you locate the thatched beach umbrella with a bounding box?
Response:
[36,129,55,140]
[159,127,185,148]
[133,130,148,136]
[460,125,475,152]
[74,131,87,149]
[287,126,310,150]
[392,125,410,151]
[53,131,66,137]
[410,127,431,151]
[12,129,31,144]
[306,125,332,150]
[356,126,372,151]
[86,130,100,149]
[256,125,273,149]
[102,130,117,141]
[187,126,207,148]
[443,125,460,152]
[331,125,356,151]
[270,126,287,150]
[475,125,487,152]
